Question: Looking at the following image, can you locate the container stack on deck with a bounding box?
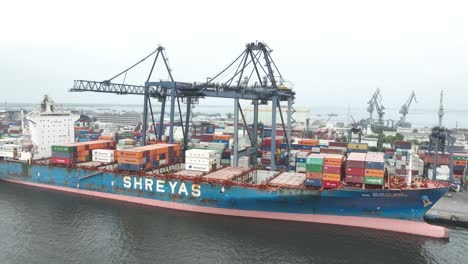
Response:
[304,154,324,187]
[92,149,115,163]
[202,166,252,181]
[269,172,306,188]
[51,140,115,165]
[345,152,366,186]
[322,154,344,188]
[116,144,181,172]
[185,149,217,172]
[260,137,283,165]
[294,151,309,172]
[117,138,136,150]
[453,154,468,181]
[364,152,385,187]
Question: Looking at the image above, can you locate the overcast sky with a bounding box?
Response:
[1,0,467,112]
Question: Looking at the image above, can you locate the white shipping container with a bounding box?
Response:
[185,149,217,159]
[311,147,321,153]
[0,151,15,158]
[92,149,115,157]
[92,156,114,163]
[297,151,309,158]
[185,163,212,172]
[185,157,217,165]
[296,167,306,172]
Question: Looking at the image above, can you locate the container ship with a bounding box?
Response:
[0,96,460,239]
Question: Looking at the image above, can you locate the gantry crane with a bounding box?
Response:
[71,42,294,171]
[397,91,417,127]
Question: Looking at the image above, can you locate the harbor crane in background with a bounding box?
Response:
[438,90,444,127]
[70,42,294,171]
[366,88,385,127]
[397,91,417,127]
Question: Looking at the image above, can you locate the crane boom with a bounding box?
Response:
[398,91,417,124]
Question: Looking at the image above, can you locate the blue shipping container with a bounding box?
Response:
[305,179,322,187]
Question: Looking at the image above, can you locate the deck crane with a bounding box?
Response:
[71,42,295,171]
[398,91,417,127]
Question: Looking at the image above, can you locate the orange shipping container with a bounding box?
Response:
[117,157,146,165]
[323,173,341,181]
[118,151,145,158]
[306,172,323,180]
[365,169,385,177]
[453,160,467,166]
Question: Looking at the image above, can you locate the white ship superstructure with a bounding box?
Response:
[24,95,79,159]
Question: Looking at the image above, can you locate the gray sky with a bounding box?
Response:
[1,0,467,111]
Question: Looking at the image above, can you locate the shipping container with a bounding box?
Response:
[304,178,322,187]
[346,175,364,183]
[323,165,341,174]
[323,173,341,181]
[305,172,323,180]
[364,169,385,177]
[364,176,384,185]
[345,167,365,176]
[322,180,340,189]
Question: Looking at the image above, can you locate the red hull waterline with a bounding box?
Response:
[2,178,449,239]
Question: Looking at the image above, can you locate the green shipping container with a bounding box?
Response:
[306,164,323,173]
[296,162,306,168]
[52,145,75,152]
[306,158,324,165]
[364,176,384,185]
[453,155,468,161]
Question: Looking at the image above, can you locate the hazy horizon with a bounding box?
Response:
[1,0,467,114]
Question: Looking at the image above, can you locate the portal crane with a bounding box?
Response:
[398,91,417,127]
[367,88,384,126]
[438,90,444,127]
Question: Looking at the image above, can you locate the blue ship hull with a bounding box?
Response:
[0,161,450,237]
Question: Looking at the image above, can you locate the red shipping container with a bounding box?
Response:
[323,165,341,174]
[51,157,73,164]
[320,148,344,155]
[346,175,364,183]
[329,142,348,147]
[345,167,365,176]
[323,180,340,189]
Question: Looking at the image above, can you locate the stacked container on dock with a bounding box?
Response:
[185,149,217,172]
[269,172,306,188]
[116,143,181,172]
[364,152,385,187]
[213,134,232,148]
[347,143,368,153]
[345,152,367,185]
[117,138,137,150]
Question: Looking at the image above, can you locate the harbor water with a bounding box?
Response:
[0,181,467,264]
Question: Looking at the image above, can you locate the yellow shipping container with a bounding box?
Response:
[322,173,341,181]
